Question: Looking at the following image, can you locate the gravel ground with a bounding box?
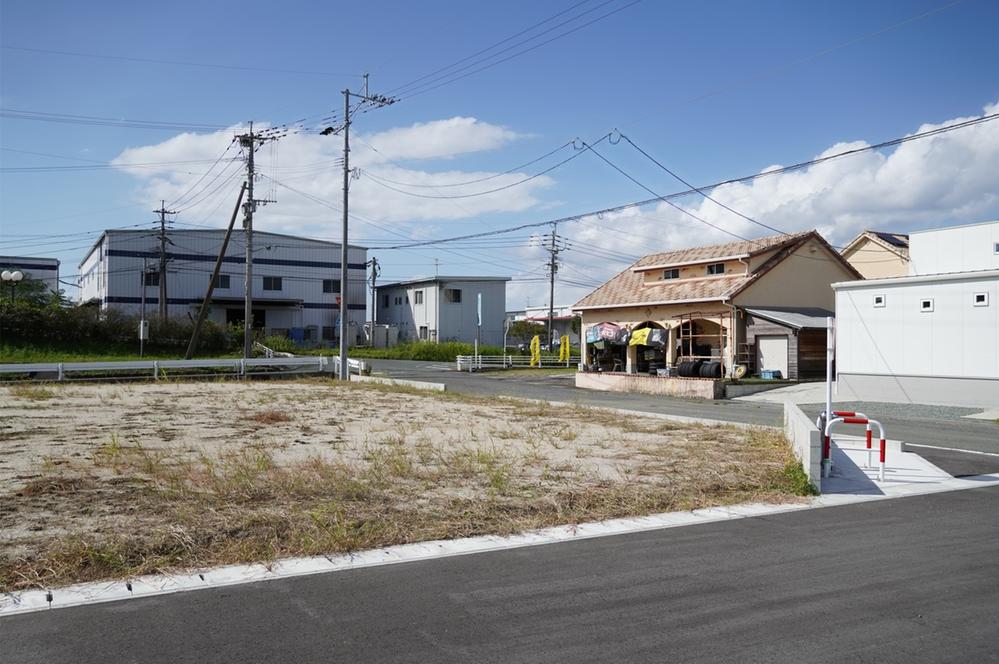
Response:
[800,401,984,422]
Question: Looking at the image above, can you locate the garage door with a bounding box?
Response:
[756,335,789,378]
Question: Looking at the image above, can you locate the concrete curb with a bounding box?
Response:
[4,472,998,617]
[349,375,446,392]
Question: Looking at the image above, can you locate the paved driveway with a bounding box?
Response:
[368,360,999,461]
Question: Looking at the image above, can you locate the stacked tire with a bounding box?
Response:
[677,360,704,377]
[699,361,722,378]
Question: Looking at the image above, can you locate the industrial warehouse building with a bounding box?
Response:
[834,220,999,408]
[0,255,61,293]
[375,276,510,346]
[78,229,368,343]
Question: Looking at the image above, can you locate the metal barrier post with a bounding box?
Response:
[57,363,64,382]
[153,361,159,380]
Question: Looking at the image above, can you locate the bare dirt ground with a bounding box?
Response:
[0,379,810,592]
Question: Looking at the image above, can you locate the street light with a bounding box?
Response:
[1,270,23,302]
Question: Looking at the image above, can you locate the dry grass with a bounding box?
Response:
[6,384,58,401]
[243,409,294,425]
[0,380,811,592]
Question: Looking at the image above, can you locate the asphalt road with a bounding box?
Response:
[6,486,999,663]
[369,360,999,457]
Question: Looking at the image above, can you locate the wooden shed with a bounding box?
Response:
[740,307,832,380]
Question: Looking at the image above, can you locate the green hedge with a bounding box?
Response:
[0,300,236,357]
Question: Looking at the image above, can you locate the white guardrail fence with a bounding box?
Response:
[0,356,367,382]
[455,355,580,371]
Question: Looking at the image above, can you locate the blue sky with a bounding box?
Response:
[2,0,998,307]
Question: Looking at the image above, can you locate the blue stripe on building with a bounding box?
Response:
[105,296,365,310]
[106,249,366,270]
[0,263,58,271]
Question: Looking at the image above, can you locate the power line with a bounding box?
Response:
[0,108,228,132]
[364,140,575,188]
[387,0,596,96]
[397,0,643,100]
[617,133,787,235]
[2,44,366,78]
[360,135,607,199]
[375,109,999,250]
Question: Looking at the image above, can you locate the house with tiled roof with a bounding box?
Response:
[840,230,910,279]
[573,230,861,390]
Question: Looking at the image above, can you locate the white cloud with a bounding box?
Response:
[525,100,999,308]
[110,116,547,235]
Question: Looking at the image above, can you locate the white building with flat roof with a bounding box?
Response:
[375,276,510,346]
[833,220,999,408]
[0,255,60,293]
[78,229,367,343]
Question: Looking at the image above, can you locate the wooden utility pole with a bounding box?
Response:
[185,182,247,359]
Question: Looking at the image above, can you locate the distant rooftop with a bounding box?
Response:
[376,276,511,290]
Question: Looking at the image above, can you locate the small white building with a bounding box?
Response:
[78,229,367,343]
[833,220,999,408]
[508,304,580,345]
[375,276,510,346]
[0,255,60,293]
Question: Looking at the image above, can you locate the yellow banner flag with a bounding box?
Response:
[559,335,570,361]
[530,335,541,367]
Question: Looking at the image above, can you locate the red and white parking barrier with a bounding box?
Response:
[822,414,887,482]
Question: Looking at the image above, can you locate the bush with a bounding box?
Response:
[339,341,505,362]
[0,299,236,358]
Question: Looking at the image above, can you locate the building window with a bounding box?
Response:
[873,294,886,308]
[323,279,340,293]
[382,295,389,308]
[662,268,680,280]
[920,298,934,312]
[414,290,424,304]
[263,276,282,291]
[214,274,230,289]
[707,263,725,275]
[143,271,159,287]
[973,292,989,307]
[994,242,999,255]
[419,325,428,340]
[445,288,462,303]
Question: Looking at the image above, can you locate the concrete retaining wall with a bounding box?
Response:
[575,372,723,399]
[783,402,822,493]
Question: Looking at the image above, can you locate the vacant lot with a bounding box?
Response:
[0,380,810,592]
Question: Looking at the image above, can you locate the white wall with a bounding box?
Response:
[436,280,507,346]
[909,220,999,275]
[0,256,60,293]
[78,229,367,337]
[835,274,999,379]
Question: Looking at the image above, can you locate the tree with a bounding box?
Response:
[508,320,545,342]
[1,276,63,307]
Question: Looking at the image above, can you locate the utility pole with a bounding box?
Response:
[236,122,275,359]
[321,76,395,379]
[368,256,380,339]
[185,182,247,359]
[542,227,566,349]
[154,201,177,319]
